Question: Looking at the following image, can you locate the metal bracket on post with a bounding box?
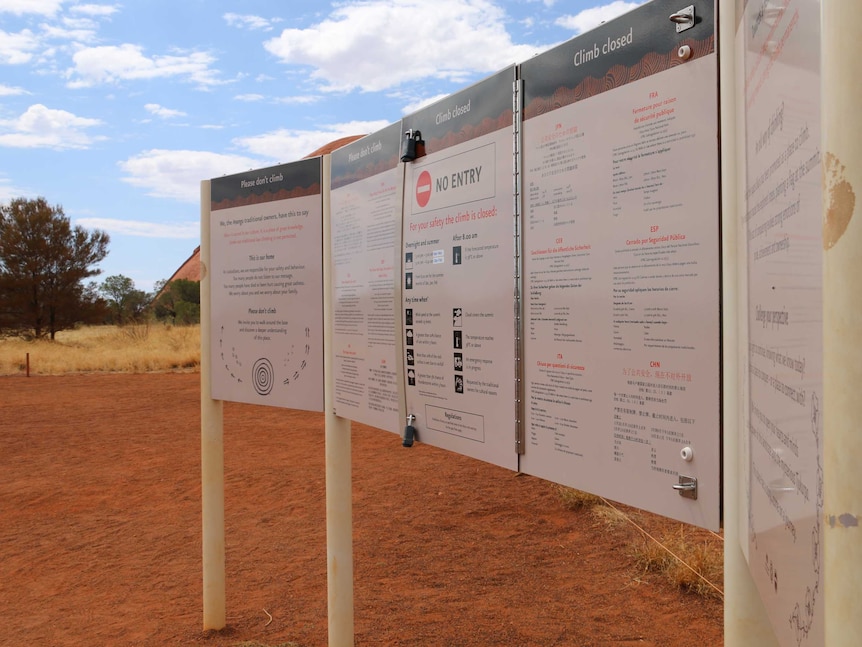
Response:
[672,475,698,500]
[403,413,416,447]
[669,5,695,33]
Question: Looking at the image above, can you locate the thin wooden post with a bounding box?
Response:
[822,1,862,644]
[200,179,226,630]
[321,154,355,646]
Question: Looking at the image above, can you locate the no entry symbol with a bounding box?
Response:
[416,170,432,208]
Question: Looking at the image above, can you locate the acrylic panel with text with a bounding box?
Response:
[518,0,721,529]
[400,67,519,471]
[330,124,404,433]
[740,0,824,644]
[209,159,324,411]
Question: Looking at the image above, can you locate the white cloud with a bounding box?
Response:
[66,44,223,88]
[263,0,538,92]
[36,6,116,43]
[144,103,187,119]
[63,15,99,27]
[400,93,450,116]
[232,120,390,162]
[0,84,29,96]
[118,149,264,203]
[0,29,40,64]
[555,1,644,34]
[0,104,102,150]
[224,13,280,31]
[39,21,100,44]
[0,0,65,16]
[70,3,119,17]
[273,95,321,105]
[73,217,199,239]
[234,93,265,102]
[0,174,31,202]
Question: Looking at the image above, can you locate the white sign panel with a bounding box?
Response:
[518,0,721,529]
[401,68,519,470]
[330,124,403,433]
[209,160,324,410]
[740,0,824,644]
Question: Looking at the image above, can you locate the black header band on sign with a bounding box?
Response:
[521,0,715,117]
[211,157,321,211]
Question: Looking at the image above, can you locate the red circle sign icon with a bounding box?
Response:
[415,170,432,208]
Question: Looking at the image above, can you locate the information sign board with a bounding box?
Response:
[400,67,519,470]
[209,159,324,411]
[740,0,824,643]
[518,0,721,529]
[330,123,404,433]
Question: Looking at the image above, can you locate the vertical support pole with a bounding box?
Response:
[720,4,780,644]
[200,180,226,630]
[822,1,862,644]
[322,155,355,646]
[25,352,29,377]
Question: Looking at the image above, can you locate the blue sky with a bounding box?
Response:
[0,0,641,292]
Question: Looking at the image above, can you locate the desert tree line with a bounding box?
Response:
[0,197,199,339]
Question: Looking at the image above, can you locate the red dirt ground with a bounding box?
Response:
[0,373,723,646]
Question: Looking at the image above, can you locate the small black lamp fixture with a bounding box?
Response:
[401,129,423,162]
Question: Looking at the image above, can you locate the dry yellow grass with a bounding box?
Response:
[556,484,606,511]
[0,323,200,375]
[556,485,724,600]
[631,524,725,599]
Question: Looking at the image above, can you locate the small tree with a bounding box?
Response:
[0,197,109,339]
[152,278,200,325]
[100,275,149,325]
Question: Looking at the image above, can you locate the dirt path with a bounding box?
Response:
[0,373,722,646]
